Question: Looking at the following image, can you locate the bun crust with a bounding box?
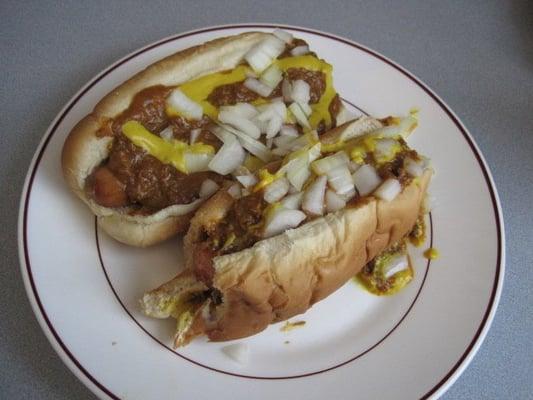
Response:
[61,32,270,246]
[178,170,432,342]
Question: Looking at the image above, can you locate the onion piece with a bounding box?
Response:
[244,36,285,73]
[383,254,409,279]
[291,80,311,104]
[327,165,355,196]
[374,138,399,162]
[167,89,203,120]
[281,192,303,209]
[325,189,346,213]
[352,164,381,196]
[266,115,283,138]
[290,45,309,56]
[189,128,201,144]
[217,123,272,162]
[299,102,312,117]
[282,79,292,102]
[236,174,258,188]
[208,136,246,175]
[374,178,401,201]
[289,102,311,129]
[311,151,350,175]
[244,77,273,97]
[264,177,290,203]
[272,28,293,44]
[218,110,261,139]
[227,183,242,199]
[221,343,250,365]
[219,103,258,119]
[263,207,307,238]
[266,138,274,149]
[199,179,220,198]
[285,143,321,190]
[260,64,283,89]
[184,152,213,173]
[302,175,327,216]
[404,158,424,177]
[280,124,299,137]
[159,126,174,141]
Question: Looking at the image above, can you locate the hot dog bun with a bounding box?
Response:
[141,168,431,345]
[61,32,271,246]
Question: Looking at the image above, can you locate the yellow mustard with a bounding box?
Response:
[121,121,214,174]
[168,55,336,130]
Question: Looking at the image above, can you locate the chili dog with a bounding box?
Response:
[141,115,432,346]
[61,30,350,246]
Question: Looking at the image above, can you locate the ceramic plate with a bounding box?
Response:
[18,24,504,400]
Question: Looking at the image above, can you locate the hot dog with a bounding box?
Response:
[140,115,432,346]
[61,30,350,246]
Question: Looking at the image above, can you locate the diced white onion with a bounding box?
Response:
[327,165,355,196]
[218,110,261,139]
[236,174,258,188]
[311,151,350,175]
[302,175,327,216]
[374,178,401,201]
[289,102,311,129]
[291,80,311,104]
[208,136,246,175]
[227,183,242,199]
[282,79,293,102]
[264,177,290,203]
[298,102,312,117]
[217,123,272,162]
[199,179,220,198]
[325,189,346,213]
[374,138,399,161]
[159,126,174,141]
[281,192,303,209]
[222,343,250,365]
[285,143,321,190]
[219,103,258,119]
[167,89,203,120]
[266,115,283,138]
[189,128,201,144]
[290,45,309,56]
[280,124,299,137]
[244,36,285,73]
[383,254,409,279]
[260,64,283,89]
[405,158,424,177]
[257,101,286,120]
[272,28,293,44]
[184,152,213,173]
[263,208,307,238]
[244,77,273,97]
[266,138,274,149]
[352,164,382,196]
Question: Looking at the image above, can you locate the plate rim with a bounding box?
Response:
[17,23,505,400]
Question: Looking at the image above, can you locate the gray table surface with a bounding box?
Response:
[1,0,532,398]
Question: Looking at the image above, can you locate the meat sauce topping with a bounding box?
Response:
[87,39,341,212]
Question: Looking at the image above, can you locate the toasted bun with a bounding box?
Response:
[61,32,271,246]
[143,168,432,344]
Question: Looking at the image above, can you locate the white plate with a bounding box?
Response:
[18,24,504,400]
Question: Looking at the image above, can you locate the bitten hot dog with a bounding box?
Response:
[141,115,432,346]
